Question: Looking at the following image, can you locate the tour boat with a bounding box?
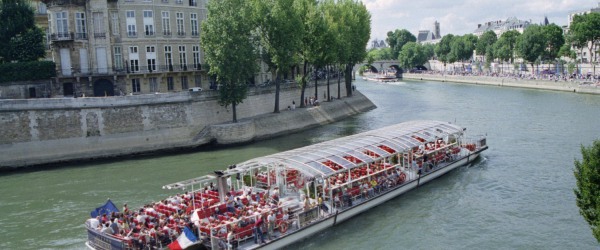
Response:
[85,120,487,250]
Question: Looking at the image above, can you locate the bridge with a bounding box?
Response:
[353,60,431,78]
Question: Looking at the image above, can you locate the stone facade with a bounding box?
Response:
[0,82,372,168]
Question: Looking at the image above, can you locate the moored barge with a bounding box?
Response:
[86,120,487,250]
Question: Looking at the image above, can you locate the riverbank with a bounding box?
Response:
[0,89,375,169]
[403,73,600,95]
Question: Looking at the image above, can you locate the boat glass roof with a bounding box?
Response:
[227,120,464,179]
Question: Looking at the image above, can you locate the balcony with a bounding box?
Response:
[50,32,74,41]
[94,32,106,38]
[42,0,86,7]
[75,32,87,40]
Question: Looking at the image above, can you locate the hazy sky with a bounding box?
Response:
[364,0,599,42]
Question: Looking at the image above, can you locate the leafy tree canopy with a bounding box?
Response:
[0,0,44,63]
[386,29,416,60]
[476,30,497,57]
[516,24,546,67]
[398,42,427,69]
[574,140,600,243]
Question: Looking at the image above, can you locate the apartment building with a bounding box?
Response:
[43,0,208,97]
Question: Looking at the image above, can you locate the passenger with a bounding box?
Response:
[110,218,119,235]
[101,222,114,235]
[254,215,265,244]
[267,211,275,240]
[226,192,236,213]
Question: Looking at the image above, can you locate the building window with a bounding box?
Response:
[181,76,188,90]
[93,12,106,38]
[38,2,47,14]
[149,77,158,92]
[132,78,141,93]
[190,13,198,36]
[114,46,123,70]
[167,76,174,90]
[146,46,156,72]
[175,0,182,4]
[126,11,136,37]
[176,12,184,36]
[178,45,187,70]
[111,12,119,35]
[75,12,86,39]
[165,45,173,71]
[129,46,139,72]
[56,12,68,38]
[189,0,197,6]
[192,45,200,70]
[161,11,171,36]
[143,10,154,36]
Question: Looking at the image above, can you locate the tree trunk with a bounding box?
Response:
[232,102,237,123]
[345,63,353,97]
[300,60,307,108]
[274,69,280,113]
[314,67,318,100]
[326,65,330,102]
[337,65,341,99]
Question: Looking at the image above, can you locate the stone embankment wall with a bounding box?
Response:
[0,83,375,168]
[403,73,600,95]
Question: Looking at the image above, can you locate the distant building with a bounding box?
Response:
[417,20,441,44]
[567,2,600,64]
[473,17,531,37]
[370,39,387,49]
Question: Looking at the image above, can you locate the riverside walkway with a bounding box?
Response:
[403,72,600,95]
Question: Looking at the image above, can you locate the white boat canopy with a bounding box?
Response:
[224,120,465,179]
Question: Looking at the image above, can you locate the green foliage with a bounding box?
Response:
[398,42,427,69]
[516,25,546,68]
[422,43,435,59]
[436,34,455,64]
[367,47,393,61]
[476,31,497,57]
[567,62,577,74]
[253,0,304,112]
[0,0,44,63]
[201,0,257,122]
[494,30,520,63]
[386,29,416,59]
[0,61,56,83]
[569,13,600,62]
[542,24,565,61]
[558,43,576,59]
[574,140,600,243]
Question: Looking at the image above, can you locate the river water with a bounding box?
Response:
[1,78,599,249]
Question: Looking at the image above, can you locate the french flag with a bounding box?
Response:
[168,227,198,250]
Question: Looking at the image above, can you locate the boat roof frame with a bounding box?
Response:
[223,120,464,179]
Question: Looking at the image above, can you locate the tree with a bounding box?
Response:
[476,30,497,57]
[367,47,393,61]
[386,29,416,60]
[494,30,520,64]
[296,0,318,108]
[398,42,426,70]
[569,13,600,74]
[516,25,546,74]
[574,140,600,243]
[201,0,257,122]
[253,0,303,113]
[542,23,565,62]
[436,34,455,70]
[336,0,371,97]
[422,43,436,60]
[0,0,45,63]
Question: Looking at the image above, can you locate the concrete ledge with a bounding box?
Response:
[403,73,600,95]
[0,91,376,168]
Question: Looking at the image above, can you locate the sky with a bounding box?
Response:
[363,0,600,42]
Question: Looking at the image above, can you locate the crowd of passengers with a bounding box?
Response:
[87,183,309,249]
[86,142,464,249]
